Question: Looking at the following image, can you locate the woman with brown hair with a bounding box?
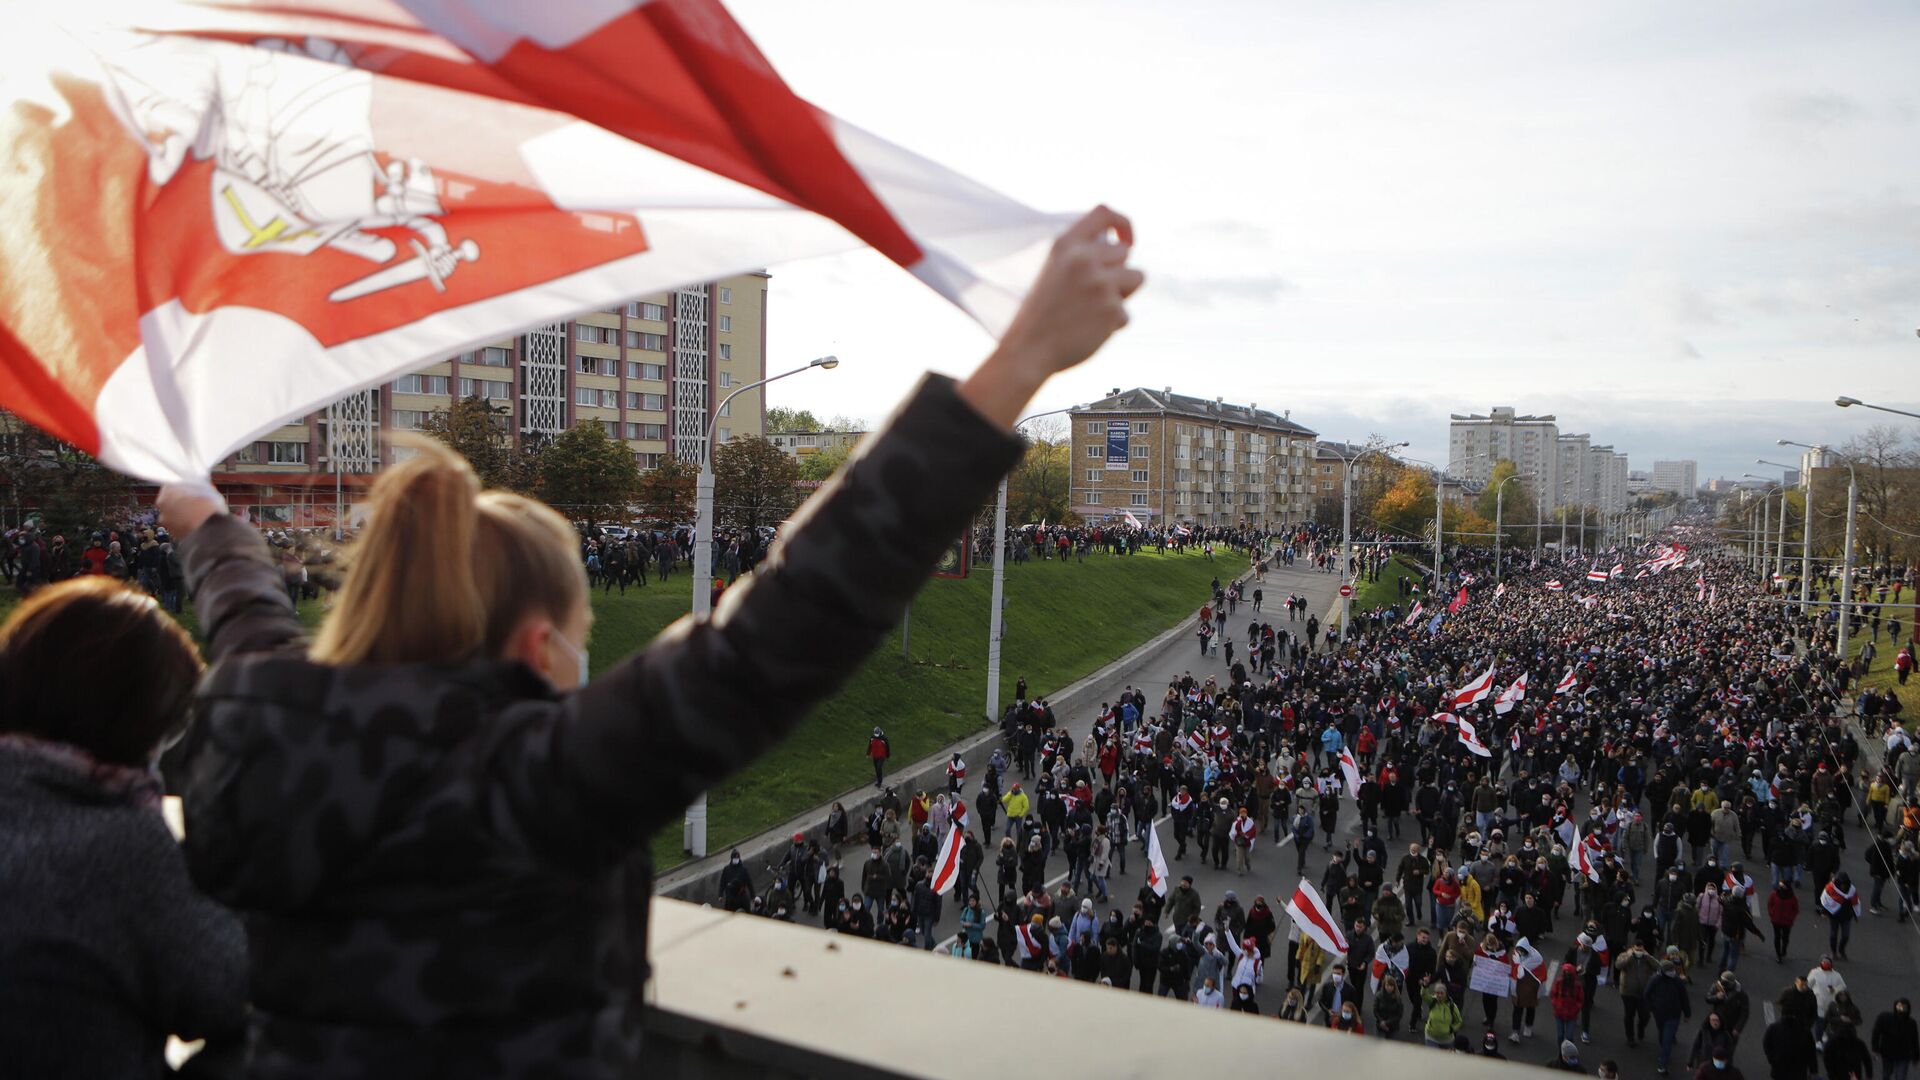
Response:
[0,577,245,1078]
[158,206,1142,1078]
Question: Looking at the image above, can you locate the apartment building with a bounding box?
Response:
[1650,459,1697,499]
[1067,388,1318,529]
[216,273,769,525]
[766,428,866,461]
[1447,407,1558,510]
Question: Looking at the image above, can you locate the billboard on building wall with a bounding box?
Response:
[1106,419,1130,471]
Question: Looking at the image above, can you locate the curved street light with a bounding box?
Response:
[1323,440,1408,632]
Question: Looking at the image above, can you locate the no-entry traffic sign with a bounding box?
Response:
[1339,584,1355,598]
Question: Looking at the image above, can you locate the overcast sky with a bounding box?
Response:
[733,0,1920,483]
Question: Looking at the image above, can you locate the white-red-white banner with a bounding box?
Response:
[1284,879,1347,957]
[0,1,1071,481]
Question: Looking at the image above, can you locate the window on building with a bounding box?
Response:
[1132,469,1149,483]
[716,426,731,442]
[577,356,604,375]
[639,363,665,381]
[636,452,663,469]
[474,346,511,366]
[601,422,620,439]
[628,332,666,351]
[392,374,450,395]
[644,302,669,321]
[717,401,730,417]
[260,441,305,464]
[1133,422,1150,435]
[625,391,641,409]
[718,371,732,387]
[599,389,619,409]
[1130,493,1149,507]
[1086,445,1102,459]
[575,324,598,342]
[457,378,509,401]
[1086,469,1101,483]
[1085,492,1102,505]
[717,314,732,332]
[640,393,667,411]
[1087,421,1104,435]
[633,423,664,440]
[718,343,732,360]
[1132,444,1148,459]
[718,286,732,304]
[390,409,428,430]
[574,387,598,407]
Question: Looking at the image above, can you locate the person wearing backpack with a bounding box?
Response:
[1291,807,1315,873]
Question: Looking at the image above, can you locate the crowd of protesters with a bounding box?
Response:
[723,523,1920,1079]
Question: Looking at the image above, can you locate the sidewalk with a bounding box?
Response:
[658,554,1339,904]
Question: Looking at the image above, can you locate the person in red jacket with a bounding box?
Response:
[1767,880,1800,963]
[867,727,890,788]
[1432,870,1462,930]
[1551,962,1587,1045]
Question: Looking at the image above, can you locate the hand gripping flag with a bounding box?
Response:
[1554,669,1577,696]
[1493,673,1527,715]
[1508,727,1522,753]
[1448,587,1468,614]
[1145,820,1170,898]
[1820,880,1860,917]
[1450,664,1496,708]
[1337,747,1363,797]
[929,823,963,896]
[1284,880,1348,958]
[0,1,1075,481]
[1455,715,1491,757]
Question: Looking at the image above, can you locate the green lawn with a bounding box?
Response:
[2,548,1227,871]
[1343,555,1420,624]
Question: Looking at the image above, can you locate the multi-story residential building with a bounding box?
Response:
[1650,459,1697,500]
[1797,446,1836,488]
[1067,388,1318,528]
[1587,445,1629,514]
[1447,407,1558,510]
[766,428,866,461]
[1556,432,1593,511]
[214,274,769,525]
[1627,470,1654,496]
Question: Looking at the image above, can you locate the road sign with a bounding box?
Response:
[1339,584,1355,598]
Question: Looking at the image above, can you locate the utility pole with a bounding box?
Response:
[1774,491,1787,583]
[1433,472,1443,581]
[1837,469,1858,658]
[1800,470,1814,614]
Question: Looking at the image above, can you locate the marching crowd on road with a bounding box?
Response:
[722,526,1920,1079]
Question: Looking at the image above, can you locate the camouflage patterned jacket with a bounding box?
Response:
[173,374,1021,1078]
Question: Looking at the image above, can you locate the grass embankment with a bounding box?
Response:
[2,548,1225,871]
[1344,555,1421,622]
[1844,605,1919,718]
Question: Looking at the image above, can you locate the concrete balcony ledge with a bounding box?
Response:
[642,897,1527,1079]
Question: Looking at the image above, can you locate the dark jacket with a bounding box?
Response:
[172,375,1021,1078]
[1873,1008,1919,1064]
[1645,971,1693,1021]
[0,737,246,1079]
[1763,1017,1818,1080]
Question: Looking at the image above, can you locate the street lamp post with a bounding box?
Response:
[685,354,837,857]
[1778,440,1828,614]
[1835,396,1920,420]
[984,407,1077,726]
[1493,473,1523,582]
[1328,441,1407,634]
[1839,465,1859,659]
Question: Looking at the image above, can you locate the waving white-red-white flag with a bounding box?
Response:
[1145,820,1170,898]
[0,1,1074,481]
[1554,669,1578,696]
[1545,580,1565,592]
[1284,880,1348,957]
[1337,747,1363,796]
[1493,673,1528,715]
[1493,582,1506,600]
[1455,715,1492,757]
[1585,567,1609,583]
[929,822,963,896]
[1403,602,1424,627]
[1450,664,1496,708]
[1571,827,1603,883]
[1509,727,1522,753]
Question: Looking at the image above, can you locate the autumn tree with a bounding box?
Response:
[0,411,134,532]
[797,439,856,482]
[1473,459,1541,548]
[1007,435,1072,525]
[634,456,697,526]
[712,435,801,532]
[538,421,639,527]
[765,406,822,433]
[420,395,537,492]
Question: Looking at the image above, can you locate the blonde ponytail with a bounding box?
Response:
[312,438,586,667]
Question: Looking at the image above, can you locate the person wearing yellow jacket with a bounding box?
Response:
[1457,868,1486,924]
[1001,783,1030,836]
